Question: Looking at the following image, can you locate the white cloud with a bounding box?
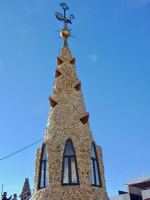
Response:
[18,28,31,39]
[129,0,150,6]
[89,54,98,64]
[24,0,52,15]
[135,148,149,158]
[0,60,3,70]
[19,28,30,35]
[25,5,44,15]
[31,104,47,115]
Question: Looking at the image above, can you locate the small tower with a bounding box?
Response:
[20,178,31,199]
[33,3,109,200]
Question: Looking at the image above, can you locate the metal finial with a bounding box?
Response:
[60,3,69,18]
[55,3,75,48]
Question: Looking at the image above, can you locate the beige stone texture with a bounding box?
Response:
[33,47,109,200]
[20,178,31,198]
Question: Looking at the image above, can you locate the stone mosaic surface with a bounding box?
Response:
[33,47,109,200]
[20,178,31,198]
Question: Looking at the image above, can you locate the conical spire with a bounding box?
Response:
[33,46,108,200]
[45,46,91,141]
[62,38,68,47]
[20,178,31,199]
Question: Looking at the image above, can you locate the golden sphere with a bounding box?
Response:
[60,29,70,38]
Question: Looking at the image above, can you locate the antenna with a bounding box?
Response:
[1,185,3,199]
[125,174,132,180]
[142,171,144,178]
[140,171,144,178]
[133,172,137,179]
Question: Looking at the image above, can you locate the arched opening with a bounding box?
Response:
[91,143,101,187]
[62,139,79,185]
[38,145,49,190]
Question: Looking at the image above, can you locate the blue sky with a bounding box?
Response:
[0,0,150,198]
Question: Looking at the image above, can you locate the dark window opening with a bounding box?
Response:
[38,145,49,189]
[91,143,101,187]
[62,139,79,185]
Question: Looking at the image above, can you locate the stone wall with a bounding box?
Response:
[33,47,109,200]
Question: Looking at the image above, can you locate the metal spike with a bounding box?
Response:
[70,35,76,38]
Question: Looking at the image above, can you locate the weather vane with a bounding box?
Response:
[55,3,75,47]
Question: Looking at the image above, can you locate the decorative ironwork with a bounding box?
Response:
[55,3,75,47]
[56,2,75,24]
[60,2,69,18]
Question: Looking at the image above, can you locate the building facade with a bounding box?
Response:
[110,177,150,200]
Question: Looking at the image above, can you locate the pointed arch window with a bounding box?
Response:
[91,143,101,187]
[62,139,79,185]
[39,145,49,189]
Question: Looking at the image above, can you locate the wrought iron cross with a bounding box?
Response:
[60,2,69,19]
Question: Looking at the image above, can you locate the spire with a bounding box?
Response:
[55,3,75,48]
[20,178,31,199]
[33,44,108,199]
[32,3,109,200]
[45,45,91,141]
[62,38,68,47]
